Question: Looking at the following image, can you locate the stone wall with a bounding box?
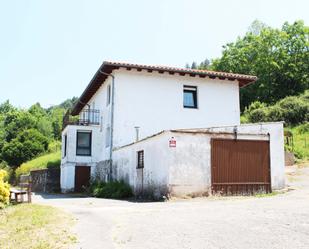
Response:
[30,168,60,193]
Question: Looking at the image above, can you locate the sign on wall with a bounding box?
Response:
[169,137,176,147]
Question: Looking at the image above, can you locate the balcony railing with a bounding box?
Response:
[63,109,100,129]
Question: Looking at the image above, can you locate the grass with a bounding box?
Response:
[254,191,281,198]
[15,151,61,178]
[286,123,309,162]
[0,204,76,249]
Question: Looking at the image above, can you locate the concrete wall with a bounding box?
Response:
[113,132,171,198]
[112,123,285,198]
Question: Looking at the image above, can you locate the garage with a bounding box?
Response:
[211,138,271,194]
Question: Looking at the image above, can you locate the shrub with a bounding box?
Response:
[0,161,12,182]
[1,129,49,167]
[15,151,61,178]
[247,108,268,123]
[242,92,309,125]
[90,180,133,199]
[0,169,10,207]
[48,140,61,153]
[296,122,309,134]
[277,97,309,125]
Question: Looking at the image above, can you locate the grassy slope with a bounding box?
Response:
[0,204,76,249]
[16,151,61,178]
[288,125,309,161]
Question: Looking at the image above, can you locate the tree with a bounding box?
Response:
[211,20,309,110]
[1,129,48,167]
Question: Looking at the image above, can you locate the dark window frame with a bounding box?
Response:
[64,134,67,157]
[137,150,144,169]
[76,131,92,156]
[183,85,198,109]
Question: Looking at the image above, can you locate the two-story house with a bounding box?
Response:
[61,61,285,197]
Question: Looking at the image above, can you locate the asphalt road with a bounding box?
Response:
[34,165,309,249]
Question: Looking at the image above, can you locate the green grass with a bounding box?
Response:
[15,151,61,178]
[286,123,309,161]
[0,204,76,249]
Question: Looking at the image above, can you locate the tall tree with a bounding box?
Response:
[211,20,309,110]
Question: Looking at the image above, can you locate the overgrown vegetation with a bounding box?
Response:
[286,124,309,161]
[189,20,309,111]
[15,151,61,178]
[241,90,309,125]
[0,204,76,248]
[89,180,133,199]
[0,98,76,181]
[0,170,10,208]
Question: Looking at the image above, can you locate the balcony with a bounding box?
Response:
[63,109,100,130]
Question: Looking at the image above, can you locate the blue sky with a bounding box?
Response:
[0,0,308,108]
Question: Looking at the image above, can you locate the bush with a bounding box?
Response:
[90,180,133,199]
[1,129,49,167]
[0,161,12,182]
[48,140,61,153]
[242,92,309,125]
[277,96,309,125]
[0,169,10,207]
[15,151,60,178]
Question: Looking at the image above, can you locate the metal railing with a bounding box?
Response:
[63,109,100,129]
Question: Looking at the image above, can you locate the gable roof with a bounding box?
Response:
[71,61,257,115]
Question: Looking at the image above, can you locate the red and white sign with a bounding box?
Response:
[169,137,176,147]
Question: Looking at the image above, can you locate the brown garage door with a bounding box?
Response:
[75,166,91,192]
[211,139,271,195]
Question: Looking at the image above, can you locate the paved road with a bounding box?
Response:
[34,166,309,249]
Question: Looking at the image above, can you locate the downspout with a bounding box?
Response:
[99,70,115,180]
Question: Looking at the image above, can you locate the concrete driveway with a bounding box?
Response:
[34,166,309,249]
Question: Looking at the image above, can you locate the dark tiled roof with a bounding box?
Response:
[71,61,257,115]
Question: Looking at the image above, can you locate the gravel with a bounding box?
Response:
[34,166,309,249]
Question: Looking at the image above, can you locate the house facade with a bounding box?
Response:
[61,61,285,196]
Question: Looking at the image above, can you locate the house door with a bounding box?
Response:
[75,166,91,192]
[211,139,271,195]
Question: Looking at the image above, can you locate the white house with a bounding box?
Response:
[61,61,285,197]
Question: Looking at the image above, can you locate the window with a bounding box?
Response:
[76,131,92,156]
[106,85,111,106]
[137,150,144,169]
[183,85,197,108]
[64,135,67,157]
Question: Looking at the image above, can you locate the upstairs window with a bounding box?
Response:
[183,85,197,108]
[76,131,92,156]
[137,150,144,169]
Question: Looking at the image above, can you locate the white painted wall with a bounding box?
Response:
[113,123,285,197]
[113,132,171,197]
[60,125,102,191]
[113,68,240,148]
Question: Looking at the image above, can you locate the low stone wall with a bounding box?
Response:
[30,168,60,193]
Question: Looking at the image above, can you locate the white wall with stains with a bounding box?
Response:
[113,123,285,198]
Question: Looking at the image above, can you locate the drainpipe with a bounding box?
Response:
[99,70,115,180]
